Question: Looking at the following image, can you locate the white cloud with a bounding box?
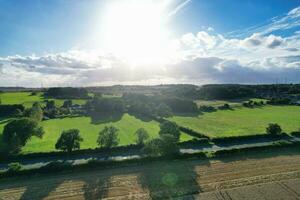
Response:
[1,6,300,87]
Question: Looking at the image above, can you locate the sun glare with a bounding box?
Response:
[101,1,175,66]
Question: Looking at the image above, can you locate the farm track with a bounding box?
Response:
[0,150,300,199]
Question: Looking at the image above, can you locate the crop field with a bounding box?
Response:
[0,114,193,153]
[0,92,87,107]
[169,105,300,138]
[0,148,299,199]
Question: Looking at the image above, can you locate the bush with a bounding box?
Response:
[266,123,282,135]
[218,103,230,110]
[39,161,72,173]
[199,105,216,112]
[7,162,22,175]
[291,131,300,137]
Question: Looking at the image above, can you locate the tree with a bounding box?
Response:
[97,126,119,148]
[62,100,72,108]
[142,134,179,156]
[266,123,282,135]
[55,129,83,152]
[2,118,44,153]
[45,100,56,110]
[29,102,43,121]
[135,128,149,145]
[142,138,162,156]
[156,103,172,117]
[159,121,180,141]
[159,134,180,156]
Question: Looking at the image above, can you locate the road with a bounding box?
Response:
[0,137,299,171]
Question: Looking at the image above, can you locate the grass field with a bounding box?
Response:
[194,98,267,108]
[1,148,299,199]
[0,114,194,153]
[0,92,87,108]
[169,105,300,138]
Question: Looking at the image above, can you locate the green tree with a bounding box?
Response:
[142,138,162,156]
[159,121,180,141]
[97,126,119,148]
[266,123,282,135]
[3,118,44,153]
[159,134,180,156]
[135,128,149,145]
[29,102,43,121]
[142,134,179,157]
[55,129,83,152]
[156,103,172,117]
[62,100,72,108]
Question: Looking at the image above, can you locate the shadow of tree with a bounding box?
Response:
[90,112,123,124]
[20,178,64,200]
[83,175,110,200]
[138,159,209,199]
[127,112,154,122]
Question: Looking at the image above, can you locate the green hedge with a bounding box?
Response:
[0,144,141,163]
[211,132,291,145]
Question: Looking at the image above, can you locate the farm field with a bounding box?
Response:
[0,114,194,153]
[0,92,87,108]
[194,98,267,108]
[0,148,299,199]
[169,105,300,138]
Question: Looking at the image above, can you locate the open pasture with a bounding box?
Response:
[169,105,300,138]
[0,114,193,153]
[0,92,87,108]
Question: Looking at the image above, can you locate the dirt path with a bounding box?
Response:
[0,149,300,199]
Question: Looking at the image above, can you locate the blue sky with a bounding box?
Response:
[0,0,300,86]
[1,0,299,56]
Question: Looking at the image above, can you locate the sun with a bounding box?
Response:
[100,0,175,66]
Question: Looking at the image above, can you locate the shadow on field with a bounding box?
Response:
[82,175,111,199]
[90,112,123,124]
[127,112,154,122]
[215,146,300,164]
[16,171,112,200]
[172,112,200,117]
[19,178,64,200]
[138,159,210,199]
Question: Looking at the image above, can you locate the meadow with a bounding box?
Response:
[0,114,193,153]
[0,92,87,108]
[169,105,300,138]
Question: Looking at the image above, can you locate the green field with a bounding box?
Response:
[0,92,87,108]
[194,98,267,108]
[169,105,300,138]
[0,114,194,153]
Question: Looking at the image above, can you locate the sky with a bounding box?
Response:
[0,0,300,87]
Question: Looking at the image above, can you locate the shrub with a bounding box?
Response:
[39,161,72,173]
[7,162,22,175]
[266,123,282,135]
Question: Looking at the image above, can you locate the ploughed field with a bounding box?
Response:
[169,105,300,138]
[0,148,299,199]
